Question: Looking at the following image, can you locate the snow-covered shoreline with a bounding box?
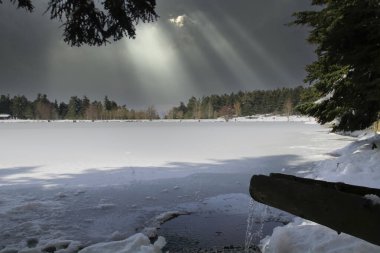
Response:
[261,132,380,253]
[0,115,316,124]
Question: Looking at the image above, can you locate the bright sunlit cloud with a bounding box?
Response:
[169,15,187,27]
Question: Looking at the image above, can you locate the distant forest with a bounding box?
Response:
[0,94,159,120]
[0,86,316,120]
[165,86,316,120]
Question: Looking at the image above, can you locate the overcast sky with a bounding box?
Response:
[0,0,315,112]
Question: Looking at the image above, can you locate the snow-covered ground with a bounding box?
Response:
[261,131,380,253]
[0,115,315,124]
[0,121,358,252]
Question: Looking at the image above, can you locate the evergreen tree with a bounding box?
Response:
[53,100,59,116]
[103,96,117,111]
[1,0,158,46]
[292,0,380,131]
[81,96,90,119]
[33,94,56,119]
[0,95,11,114]
[66,96,82,119]
[185,97,197,119]
[11,95,30,119]
[58,102,68,119]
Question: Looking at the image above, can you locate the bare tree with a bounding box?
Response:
[218,105,235,122]
[146,105,158,120]
[283,97,293,121]
[234,102,241,117]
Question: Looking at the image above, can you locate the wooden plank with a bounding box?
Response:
[249,174,380,246]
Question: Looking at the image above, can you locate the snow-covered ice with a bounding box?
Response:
[0,121,357,251]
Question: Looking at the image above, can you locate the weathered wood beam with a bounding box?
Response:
[250,173,380,246]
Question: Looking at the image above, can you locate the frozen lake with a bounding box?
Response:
[0,121,352,250]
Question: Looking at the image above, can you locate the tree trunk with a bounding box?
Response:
[250,173,380,246]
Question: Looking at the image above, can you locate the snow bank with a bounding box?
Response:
[260,218,380,253]
[261,133,380,252]
[78,233,165,253]
[236,115,315,123]
[309,133,380,188]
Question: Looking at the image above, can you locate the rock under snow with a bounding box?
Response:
[151,211,191,226]
[364,194,380,206]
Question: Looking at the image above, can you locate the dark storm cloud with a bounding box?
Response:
[0,2,57,95]
[0,0,315,111]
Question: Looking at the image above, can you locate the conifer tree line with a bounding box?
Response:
[0,94,159,120]
[165,86,315,120]
[0,87,316,120]
[291,0,380,131]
